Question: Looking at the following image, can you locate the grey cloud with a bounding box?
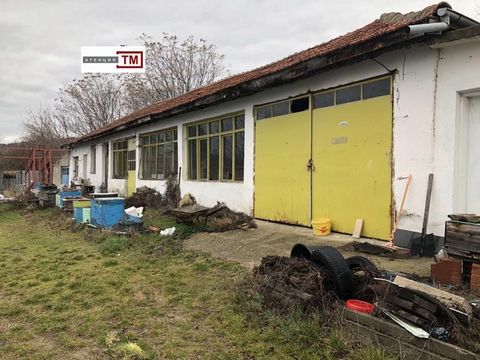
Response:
[0,0,477,142]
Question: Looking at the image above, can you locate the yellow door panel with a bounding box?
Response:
[312,95,392,239]
[255,111,311,226]
[127,170,136,197]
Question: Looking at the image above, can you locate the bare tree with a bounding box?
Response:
[22,105,68,148]
[55,74,125,136]
[122,33,228,112]
[22,33,228,142]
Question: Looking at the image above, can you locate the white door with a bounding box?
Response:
[466,97,480,212]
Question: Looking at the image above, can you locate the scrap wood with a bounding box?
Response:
[145,226,161,233]
[378,306,430,339]
[342,307,479,360]
[394,275,472,316]
[388,174,412,247]
[352,219,363,238]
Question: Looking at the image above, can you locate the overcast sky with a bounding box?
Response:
[0,0,478,143]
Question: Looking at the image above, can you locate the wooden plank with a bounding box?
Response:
[398,287,438,313]
[385,294,436,322]
[352,219,363,238]
[344,319,447,360]
[393,276,472,314]
[343,308,479,360]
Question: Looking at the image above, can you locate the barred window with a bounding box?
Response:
[112,140,128,179]
[139,128,178,180]
[187,113,244,182]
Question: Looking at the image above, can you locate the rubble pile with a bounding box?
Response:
[207,202,257,231]
[251,256,335,314]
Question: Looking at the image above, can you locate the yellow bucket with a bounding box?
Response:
[312,218,331,236]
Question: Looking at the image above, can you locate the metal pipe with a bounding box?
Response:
[406,22,449,35]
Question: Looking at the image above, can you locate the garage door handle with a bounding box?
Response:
[307,159,314,171]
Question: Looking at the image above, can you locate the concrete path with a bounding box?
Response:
[185,220,434,276]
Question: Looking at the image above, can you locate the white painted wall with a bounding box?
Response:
[68,38,480,237]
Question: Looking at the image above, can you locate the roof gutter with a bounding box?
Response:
[407,6,479,35]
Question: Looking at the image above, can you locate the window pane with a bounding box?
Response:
[336,85,361,104]
[235,132,244,181]
[209,121,219,134]
[290,97,309,113]
[199,139,208,179]
[188,139,197,180]
[173,142,178,174]
[188,125,196,138]
[313,91,334,108]
[166,130,173,141]
[209,136,219,180]
[235,114,245,129]
[256,105,272,120]
[273,101,289,116]
[157,144,164,178]
[222,135,233,180]
[363,78,391,99]
[173,128,177,140]
[158,132,166,143]
[198,123,208,136]
[165,143,173,176]
[222,117,233,132]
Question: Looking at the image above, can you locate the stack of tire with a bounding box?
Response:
[291,243,380,299]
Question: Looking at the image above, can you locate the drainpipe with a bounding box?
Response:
[406,22,449,35]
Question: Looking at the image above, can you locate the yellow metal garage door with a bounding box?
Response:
[254,77,392,239]
[312,78,392,239]
[254,96,311,226]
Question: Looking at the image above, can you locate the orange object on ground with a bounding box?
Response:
[345,299,375,314]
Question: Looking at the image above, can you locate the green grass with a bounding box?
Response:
[0,205,396,359]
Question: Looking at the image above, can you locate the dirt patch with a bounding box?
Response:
[248,256,335,314]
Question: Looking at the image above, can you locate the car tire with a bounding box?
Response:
[309,246,354,299]
[346,256,380,276]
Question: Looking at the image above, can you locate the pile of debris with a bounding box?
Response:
[125,187,165,210]
[207,202,257,231]
[126,177,180,210]
[247,243,480,357]
[252,256,335,314]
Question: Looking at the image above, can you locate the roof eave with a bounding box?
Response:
[71,30,438,145]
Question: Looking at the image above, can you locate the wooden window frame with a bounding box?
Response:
[139,128,178,180]
[112,140,128,179]
[90,145,96,174]
[186,112,245,182]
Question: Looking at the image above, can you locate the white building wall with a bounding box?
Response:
[69,39,480,237]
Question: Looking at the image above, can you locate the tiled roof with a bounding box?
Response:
[72,3,441,144]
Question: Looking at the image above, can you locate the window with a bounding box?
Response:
[82,154,88,178]
[139,128,178,180]
[127,150,136,171]
[90,145,96,174]
[290,97,309,113]
[187,113,244,182]
[336,85,361,104]
[112,140,128,179]
[255,96,310,120]
[313,91,334,108]
[362,78,391,99]
[73,156,79,178]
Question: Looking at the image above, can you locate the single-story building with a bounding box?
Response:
[67,3,480,246]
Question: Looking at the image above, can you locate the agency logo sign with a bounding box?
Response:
[81,46,145,73]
